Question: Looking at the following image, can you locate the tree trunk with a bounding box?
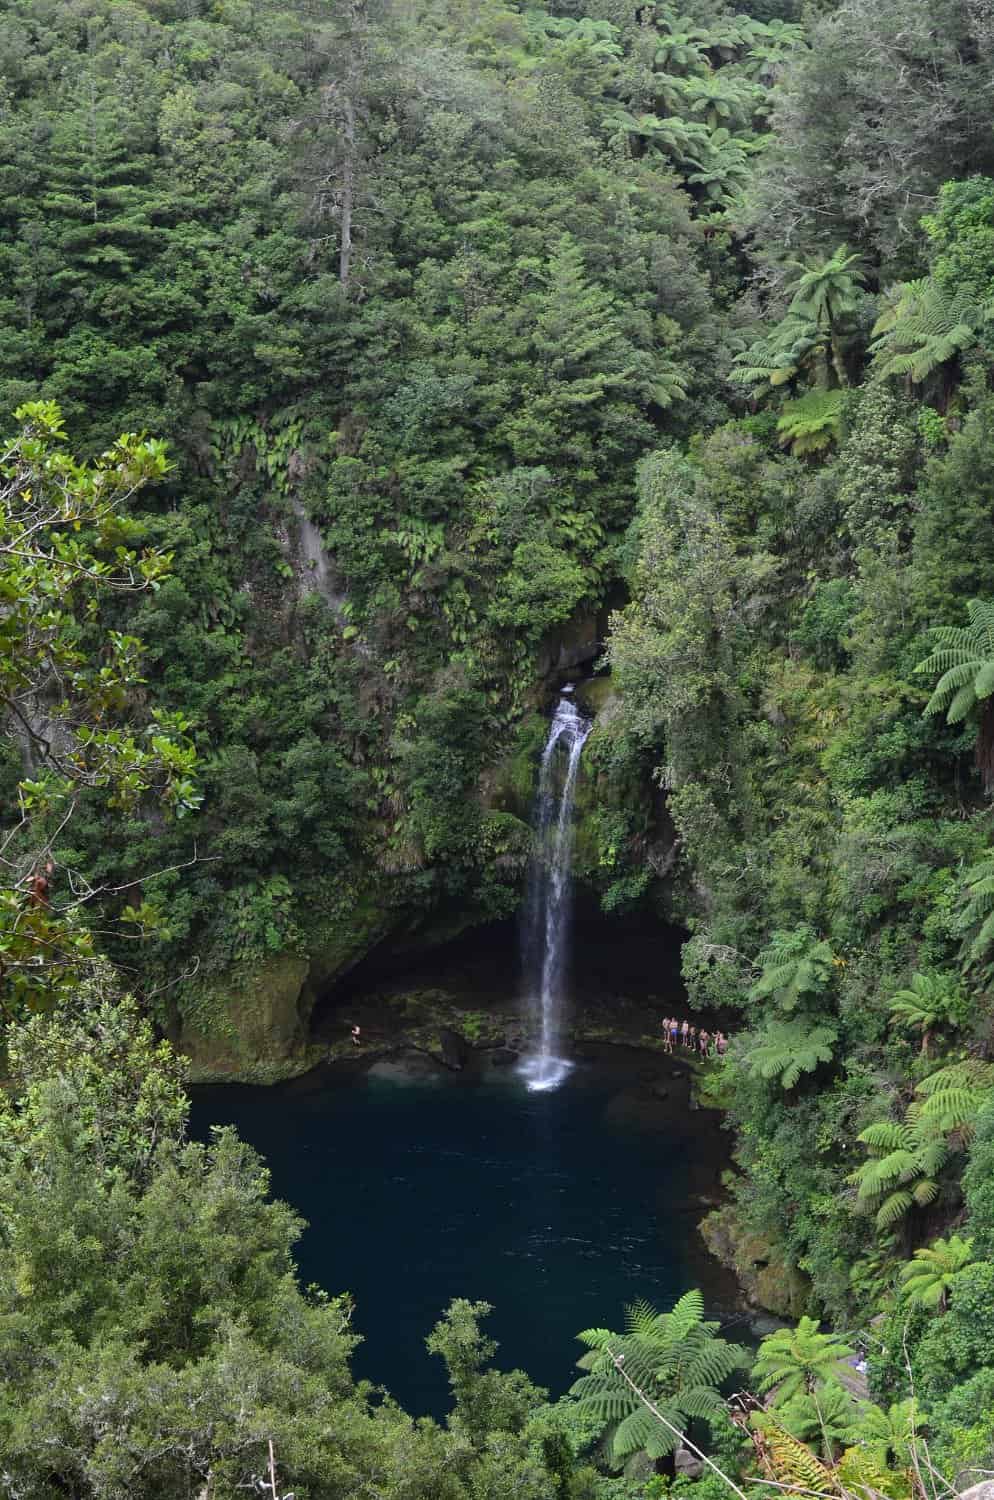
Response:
[977,696,994,795]
[339,97,355,288]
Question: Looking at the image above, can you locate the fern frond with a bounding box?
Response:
[677,1386,726,1420]
[918,1059,994,1094]
[910,1177,940,1208]
[666,1288,705,1337]
[624,1299,659,1339]
[753,1415,837,1494]
[918,1087,983,1131]
[576,1327,615,1349]
[777,389,845,456]
[876,1190,915,1229]
[613,1408,661,1460]
[857,1121,908,1152]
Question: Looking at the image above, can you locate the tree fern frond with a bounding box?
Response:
[576,1327,615,1349]
[613,1407,660,1460]
[777,389,845,456]
[665,1288,705,1336]
[910,1177,940,1208]
[753,1414,837,1493]
[876,1190,915,1229]
[676,1386,727,1420]
[624,1299,659,1339]
[857,1121,909,1151]
[918,1059,994,1094]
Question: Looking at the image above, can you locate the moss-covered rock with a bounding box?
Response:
[485,712,547,820]
[574,674,616,716]
[701,1205,811,1318]
[179,953,320,1084]
[305,885,396,991]
[178,883,398,1082]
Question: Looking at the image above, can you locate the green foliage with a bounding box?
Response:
[13,0,994,1467]
[777,389,846,455]
[912,1261,994,1406]
[954,851,994,971]
[963,1102,994,1253]
[917,598,994,734]
[750,927,835,1012]
[426,1298,547,1449]
[899,1234,976,1309]
[570,1290,747,1465]
[851,1396,924,1472]
[749,1410,837,1493]
[768,1377,858,1461]
[850,1106,949,1231]
[752,1317,855,1403]
[734,245,867,402]
[870,278,987,385]
[0,988,587,1497]
[743,1020,838,1090]
[849,1062,994,1232]
[887,971,968,1054]
[0,404,199,1018]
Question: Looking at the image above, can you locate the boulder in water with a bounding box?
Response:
[439,1027,468,1070]
[674,1448,705,1479]
[367,1052,443,1084]
[490,1047,519,1066]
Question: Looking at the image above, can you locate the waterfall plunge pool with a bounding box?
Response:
[190,1046,739,1418]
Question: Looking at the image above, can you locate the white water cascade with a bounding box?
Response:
[519,693,591,1093]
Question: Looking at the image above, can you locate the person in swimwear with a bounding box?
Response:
[681,1019,690,1048]
[661,1017,672,1053]
[698,1028,710,1057]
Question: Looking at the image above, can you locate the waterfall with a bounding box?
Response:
[291,500,348,620]
[519,693,591,1093]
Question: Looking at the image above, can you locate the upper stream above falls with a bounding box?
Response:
[191,1044,739,1417]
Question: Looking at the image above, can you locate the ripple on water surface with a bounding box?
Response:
[190,1049,736,1417]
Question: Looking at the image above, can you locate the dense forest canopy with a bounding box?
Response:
[7,0,994,1493]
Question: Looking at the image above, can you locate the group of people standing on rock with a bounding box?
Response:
[660,1016,728,1058]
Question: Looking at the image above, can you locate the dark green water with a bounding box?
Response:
[190,1048,737,1417]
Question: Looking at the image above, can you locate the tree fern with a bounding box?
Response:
[955,853,994,969]
[917,599,994,792]
[731,314,821,391]
[870,277,985,384]
[836,1443,913,1500]
[850,1066,993,1232]
[899,1234,975,1309]
[887,971,966,1055]
[572,1289,747,1466]
[777,389,846,456]
[750,926,835,1011]
[756,1418,837,1495]
[849,1395,922,1471]
[685,129,759,207]
[770,1380,860,1462]
[753,1318,854,1404]
[916,1059,994,1132]
[850,1108,948,1231]
[745,1021,837,1090]
[786,245,866,330]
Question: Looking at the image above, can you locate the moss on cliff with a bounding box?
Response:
[179,953,319,1084]
[701,1205,811,1319]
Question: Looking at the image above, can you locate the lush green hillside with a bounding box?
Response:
[0,0,782,1064]
[6,0,994,1491]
